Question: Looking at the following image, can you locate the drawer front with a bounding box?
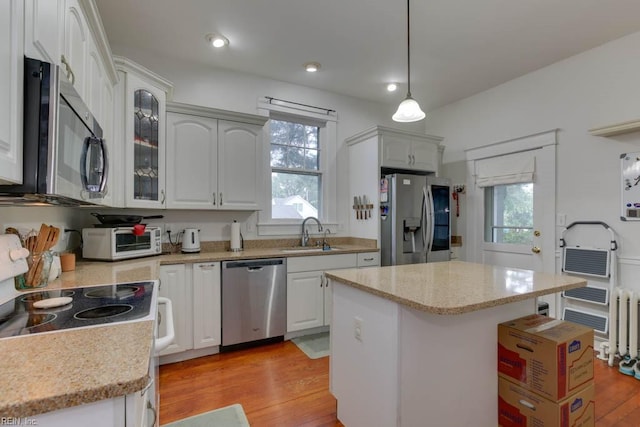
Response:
[287,253,357,273]
[357,252,380,268]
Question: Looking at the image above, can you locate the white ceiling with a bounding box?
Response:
[95,0,640,113]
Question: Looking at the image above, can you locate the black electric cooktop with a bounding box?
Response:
[0,281,155,338]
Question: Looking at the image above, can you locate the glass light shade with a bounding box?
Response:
[392,96,425,122]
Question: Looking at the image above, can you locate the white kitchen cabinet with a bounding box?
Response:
[24,0,64,64]
[62,0,87,101]
[286,253,357,333]
[159,262,221,362]
[166,113,218,208]
[116,56,173,209]
[0,0,24,185]
[158,263,191,355]
[192,262,221,349]
[166,102,267,210]
[287,270,326,331]
[381,132,440,172]
[217,120,264,210]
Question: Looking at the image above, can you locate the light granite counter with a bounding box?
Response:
[326,261,588,427]
[324,260,587,314]
[1,241,377,417]
[0,322,154,417]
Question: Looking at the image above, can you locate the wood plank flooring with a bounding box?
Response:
[159,341,639,426]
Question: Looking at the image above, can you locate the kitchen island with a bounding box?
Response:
[324,261,587,427]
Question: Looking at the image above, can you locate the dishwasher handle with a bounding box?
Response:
[224,258,285,269]
[155,297,175,354]
[247,266,264,272]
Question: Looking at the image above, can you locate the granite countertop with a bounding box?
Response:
[1,241,378,417]
[325,260,587,315]
[0,322,154,417]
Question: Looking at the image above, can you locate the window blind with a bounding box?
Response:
[475,151,536,187]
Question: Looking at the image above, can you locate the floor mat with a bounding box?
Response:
[161,403,250,427]
[291,332,330,359]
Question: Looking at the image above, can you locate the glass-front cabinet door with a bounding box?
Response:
[124,72,166,208]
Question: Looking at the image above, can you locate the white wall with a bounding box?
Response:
[425,31,640,289]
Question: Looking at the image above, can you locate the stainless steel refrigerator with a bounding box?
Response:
[380,173,451,266]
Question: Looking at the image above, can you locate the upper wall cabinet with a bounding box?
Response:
[0,0,24,185]
[24,0,64,65]
[115,56,174,209]
[62,0,87,101]
[380,131,441,172]
[166,102,267,210]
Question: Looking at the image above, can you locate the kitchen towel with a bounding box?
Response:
[230,222,242,251]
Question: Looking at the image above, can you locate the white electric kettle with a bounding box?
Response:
[182,228,201,253]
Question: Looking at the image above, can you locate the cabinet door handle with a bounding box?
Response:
[199,263,217,269]
[160,189,166,204]
[147,400,157,427]
[219,193,223,205]
[60,54,75,85]
[212,193,216,205]
[363,257,374,261]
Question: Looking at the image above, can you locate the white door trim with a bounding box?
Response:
[464,130,557,273]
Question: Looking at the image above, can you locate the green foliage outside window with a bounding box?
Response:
[485,183,533,244]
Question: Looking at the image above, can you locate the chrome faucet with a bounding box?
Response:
[301,216,323,247]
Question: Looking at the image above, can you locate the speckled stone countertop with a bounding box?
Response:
[325,261,587,315]
[1,239,377,417]
[0,321,154,417]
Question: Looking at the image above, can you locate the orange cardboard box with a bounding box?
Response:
[498,314,593,401]
[498,376,595,427]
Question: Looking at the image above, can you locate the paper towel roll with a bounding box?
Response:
[230,222,242,251]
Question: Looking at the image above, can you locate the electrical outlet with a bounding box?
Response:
[246,221,253,233]
[354,316,363,342]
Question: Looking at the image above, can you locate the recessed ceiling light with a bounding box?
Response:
[206,33,229,48]
[387,83,398,92]
[304,62,321,72]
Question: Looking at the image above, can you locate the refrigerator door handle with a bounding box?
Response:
[422,186,431,251]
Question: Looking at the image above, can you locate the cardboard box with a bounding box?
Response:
[498,314,593,401]
[498,376,595,427]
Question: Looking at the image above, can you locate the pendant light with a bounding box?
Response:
[392,0,425,122]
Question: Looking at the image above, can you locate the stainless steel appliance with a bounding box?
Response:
[181,228,201,253]
[82,226,162,261]
[0,57,108,206]
[221,258,286,349]
[380,173,451,265]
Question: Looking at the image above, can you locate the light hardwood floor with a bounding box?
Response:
[159,341,638,426]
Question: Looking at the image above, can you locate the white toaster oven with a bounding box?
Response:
[82,226,162,261]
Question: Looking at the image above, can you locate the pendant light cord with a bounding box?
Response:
[406,0,412,98]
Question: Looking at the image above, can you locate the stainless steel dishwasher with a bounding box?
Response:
[221,258,286,349]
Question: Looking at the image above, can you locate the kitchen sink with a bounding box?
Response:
[280,246,340,253]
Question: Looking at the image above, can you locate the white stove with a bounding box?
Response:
[0,234,159,339]
[0,234,173,426]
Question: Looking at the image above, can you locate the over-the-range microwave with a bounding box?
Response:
[82,226,162,261]
[0,57,108,205]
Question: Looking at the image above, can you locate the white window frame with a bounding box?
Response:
[257,98,337,236]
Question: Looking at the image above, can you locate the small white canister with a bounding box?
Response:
[48,254,62,282]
